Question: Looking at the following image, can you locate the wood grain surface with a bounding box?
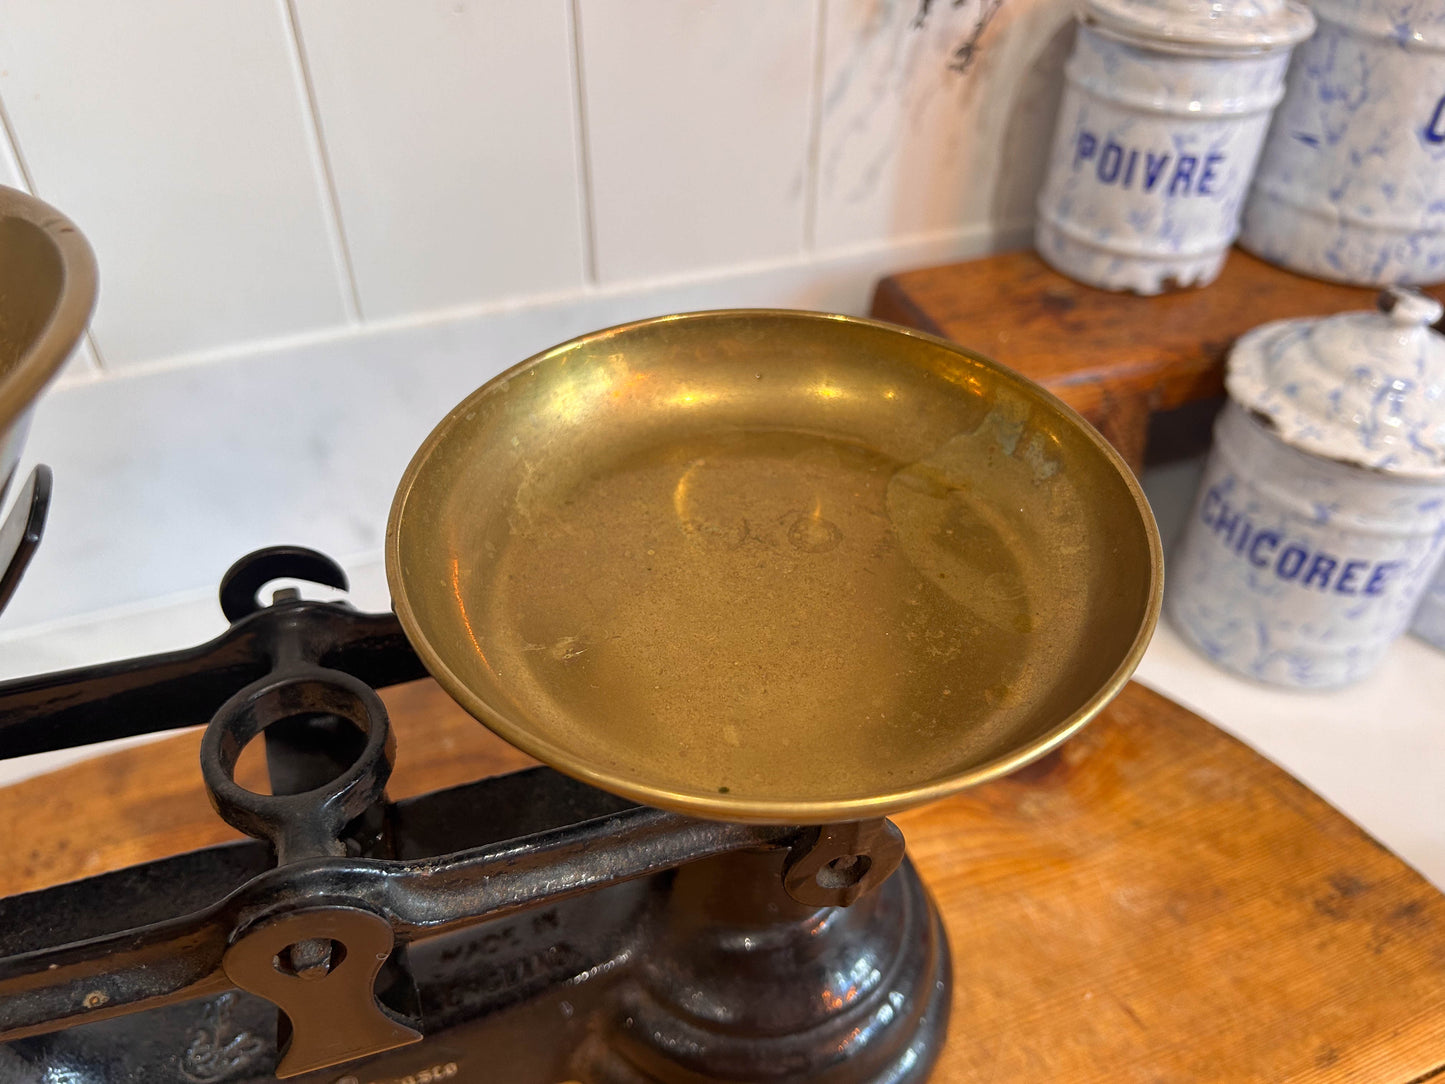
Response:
[871,248,1445,471]
[3,679,1444,1082]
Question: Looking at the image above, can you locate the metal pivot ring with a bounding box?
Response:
[200,669,394,863]
[222,905,421,1079]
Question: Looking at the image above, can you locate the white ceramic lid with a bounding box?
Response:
[1082,0,1315,55]
[1226,288,1445,477]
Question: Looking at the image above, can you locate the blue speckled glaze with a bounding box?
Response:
[1410,570,1445,646]
[1224,294,1445,476]
[1411,527,1445,653]
[1036,24,1297,293]
[1168,401,1445,687]
[1241,0,1445,286]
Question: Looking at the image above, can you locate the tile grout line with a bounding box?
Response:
[0,90,38,197]
[56,219,1001,385]
[801,0,829,255]
[568,0,600,287]
[281,0,365,324]
[74,325,106,380]
[0,89,107,373]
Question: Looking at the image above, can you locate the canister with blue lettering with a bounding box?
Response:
[1035,0,1314,295]
[1240,0,1445,287]
[1167,288,1445,687]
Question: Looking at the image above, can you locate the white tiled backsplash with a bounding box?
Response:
[0,0,1072,669]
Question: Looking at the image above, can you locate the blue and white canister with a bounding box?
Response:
[1036,0,1314,295]
[1240,0,1445,287]
[1168,289,1445,688]
[1410,571,1445,648]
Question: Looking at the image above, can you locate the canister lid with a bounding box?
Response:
[1226,288,1445,477]
[1082,0,1315,55]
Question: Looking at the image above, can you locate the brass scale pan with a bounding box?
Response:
[0,186,97,504]
[388,311,1162,824]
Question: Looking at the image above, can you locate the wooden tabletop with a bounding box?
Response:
[4,678,1445,1082]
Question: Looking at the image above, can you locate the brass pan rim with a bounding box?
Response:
[387,309,1163,824]
[0,185,98,433]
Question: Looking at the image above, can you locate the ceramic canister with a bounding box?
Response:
[1167,289,1445,688]
[1240,0,1445,287]
[1035,0,1314,295]
[1410,570,1445,647]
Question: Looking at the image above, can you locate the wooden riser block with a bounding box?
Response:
[871,248,1445,472]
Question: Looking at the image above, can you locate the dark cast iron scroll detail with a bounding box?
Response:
[0,546,952,1082]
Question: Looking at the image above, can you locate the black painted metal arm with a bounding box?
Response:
[0,547,428,758]
[0,794,794,1044]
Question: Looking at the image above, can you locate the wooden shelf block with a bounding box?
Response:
[871,248,1445,472]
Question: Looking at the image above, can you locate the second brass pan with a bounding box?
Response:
[388,311,1161,823]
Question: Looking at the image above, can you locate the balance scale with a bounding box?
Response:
[0,191,1161,1083]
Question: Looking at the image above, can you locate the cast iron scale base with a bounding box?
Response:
[0,547,950,1083]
